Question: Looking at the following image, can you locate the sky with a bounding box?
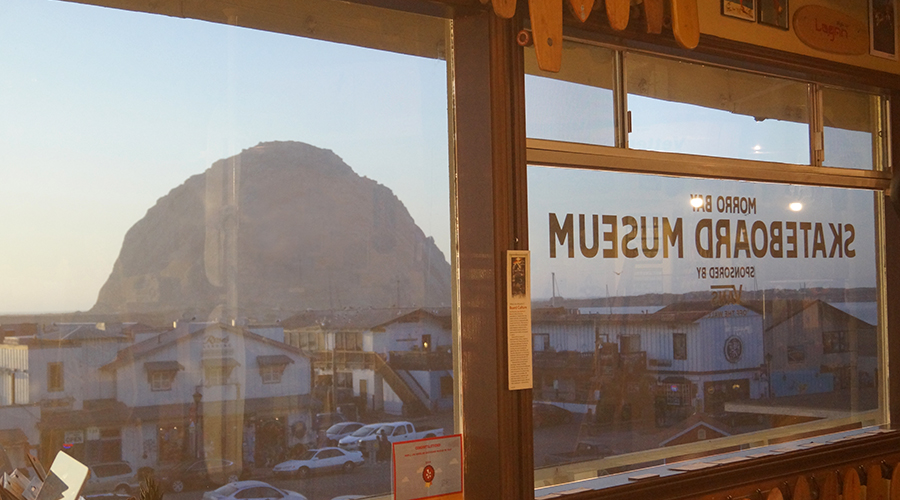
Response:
[0,0,882,314]
[0,0,450,313]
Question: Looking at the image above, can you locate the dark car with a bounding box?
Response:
[532,402,574,427]
[313,412,347,431]
[156,458,245,493]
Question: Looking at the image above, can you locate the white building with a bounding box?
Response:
[100,322,313,469]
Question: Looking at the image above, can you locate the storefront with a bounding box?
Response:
[1,0,899,499]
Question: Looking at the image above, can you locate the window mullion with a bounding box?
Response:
[614,50,628,149]
[810,83,825,167]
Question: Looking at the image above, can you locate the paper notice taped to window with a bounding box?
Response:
[507,250,533,390]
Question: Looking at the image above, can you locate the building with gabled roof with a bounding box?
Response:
[95,322,312,470]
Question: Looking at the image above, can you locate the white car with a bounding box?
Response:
[325,421,364,444]
[337,423,386,451]
[201,481,307,500]
[272,448,365,478]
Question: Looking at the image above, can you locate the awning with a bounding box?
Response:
[144,361,184,372]
[38,402,133,429]
[256,355,294,367]
[201,358,241,369]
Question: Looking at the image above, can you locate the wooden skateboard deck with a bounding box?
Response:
[670,0,699,49]
[890,463,900,500]
[793,476,812,500]
[843,468,862,500]
[529,0,563,72]
[820,471,839,500]
[766,486,784,500]
[567,0,594,23]
[492,0,516,19]
[643,0,663,33]
[868,465,889,500]
[605,0,630,30]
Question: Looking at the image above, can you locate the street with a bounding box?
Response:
[163,461,393,500]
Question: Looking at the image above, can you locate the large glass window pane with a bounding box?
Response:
[529,165,882,487]
[822,87,885,170]
[626,53,811,164]
[525,42,616,146]
[0,1,453,499]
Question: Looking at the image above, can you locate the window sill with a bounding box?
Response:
[535,426,900,500]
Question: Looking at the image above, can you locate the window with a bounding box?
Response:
[823,330,850,353]
[526,38,887,491]
[673,333,687,360]
[47,363,63,392]
[259,365,283,384]
[335,332,362,351]
[626,53,811,164]
[204,367,229,387]
[150,371,175,391]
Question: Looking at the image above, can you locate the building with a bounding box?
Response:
[99,322,312,469]
[284,308,453,416]
[4,0,900,499]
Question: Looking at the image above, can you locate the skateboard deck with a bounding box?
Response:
[843,468,862,500]
[643,0,663,33]
[670,0,699,48]
[492,0,516,19]
[529,0,563,71]
[869,465,889,500]
[891,462,900,500]
[605,0,630,30]
[820,471,839,500]
[567,0,595,22]
[793,476,811,500]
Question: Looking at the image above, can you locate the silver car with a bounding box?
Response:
[83,462,140,495]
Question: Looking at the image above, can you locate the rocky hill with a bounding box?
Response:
[91,141,451,317]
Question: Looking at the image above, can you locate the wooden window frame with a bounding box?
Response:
[37,1,900,498]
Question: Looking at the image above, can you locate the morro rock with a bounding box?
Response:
[92,141,451,317]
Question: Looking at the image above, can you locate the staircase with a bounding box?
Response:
[373,354,430,416]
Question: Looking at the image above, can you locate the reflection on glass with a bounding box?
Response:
[626,53,810,164]
[0,1,452,499]
[529,166,881,486]
[525,42,616,146]
[822,87,883,170]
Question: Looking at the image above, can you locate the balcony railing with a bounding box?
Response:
[387,350,452,371]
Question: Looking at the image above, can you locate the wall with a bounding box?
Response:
[700,0,900,75]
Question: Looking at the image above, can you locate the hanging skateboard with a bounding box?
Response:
[530,0,563,71]
[843,468,862,500]
[820,471,839,500]
[767,486,784,500]
[868,465,889,500]
[492,0,516,19]
[605,0,630,30]
[890,462,900,500]
[567,0,595,23]
[643,0,663,33]
[793,476,812,500]
[670,0,699,48]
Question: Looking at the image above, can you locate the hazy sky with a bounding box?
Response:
[0,0,450,313]
[0,0,881,314]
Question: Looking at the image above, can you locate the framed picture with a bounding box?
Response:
[758,0,789,29]
[870,0,898,59]
[723,0,756,21]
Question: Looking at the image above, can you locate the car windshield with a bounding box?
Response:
[298,451,316,460]
[325,423,347,434]
[350,425,379,437]
[213,485,239,496]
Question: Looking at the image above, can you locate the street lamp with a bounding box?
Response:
[193,389,203,458]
